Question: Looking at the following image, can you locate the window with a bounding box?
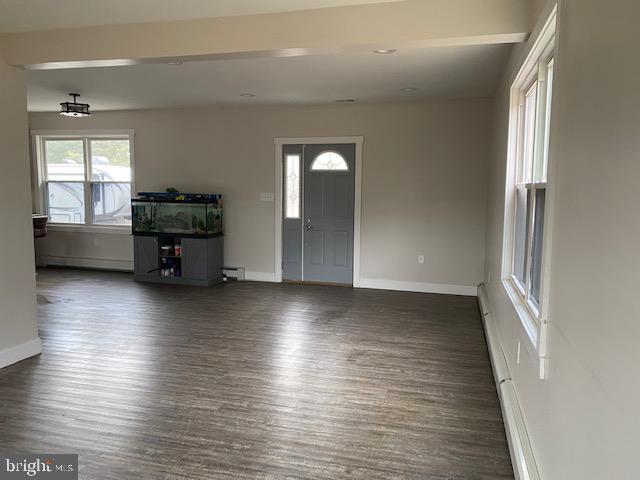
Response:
[285,154,300,218]
[310,151,348,171]
[35,131,134,228]
[503,10,556,353]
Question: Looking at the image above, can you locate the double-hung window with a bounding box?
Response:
[34,131,134,228]
[503,9,556,363]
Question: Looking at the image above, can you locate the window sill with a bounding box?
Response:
[47,224,132,235]
[501,278,540,348]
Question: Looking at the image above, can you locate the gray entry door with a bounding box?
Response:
[303,144,355,284]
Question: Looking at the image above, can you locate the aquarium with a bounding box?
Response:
[131,194,223,236]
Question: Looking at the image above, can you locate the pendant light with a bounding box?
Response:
[59,93,91,117]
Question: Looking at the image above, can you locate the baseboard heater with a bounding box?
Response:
[38,255,133,272]
[477,283,541,480]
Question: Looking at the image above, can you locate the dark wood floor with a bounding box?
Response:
[0,268,512,480]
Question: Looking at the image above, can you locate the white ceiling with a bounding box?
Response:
[0,0,403,33]
[26,44,511,111]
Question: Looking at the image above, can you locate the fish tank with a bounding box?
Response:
[131,193,223,237]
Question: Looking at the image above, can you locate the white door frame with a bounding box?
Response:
[274,136,363,286]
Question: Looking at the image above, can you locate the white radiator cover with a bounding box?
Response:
[478,283,540,480]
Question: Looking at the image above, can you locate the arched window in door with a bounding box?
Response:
[310,151,348,171]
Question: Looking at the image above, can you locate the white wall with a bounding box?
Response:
[0,48,41,366]
[30,99,491,292]
[484,0,640,478]
[528,0,548,28]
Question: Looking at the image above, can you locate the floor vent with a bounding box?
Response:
[223,266,246,281]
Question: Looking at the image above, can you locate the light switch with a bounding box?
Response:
[259,192,274,202]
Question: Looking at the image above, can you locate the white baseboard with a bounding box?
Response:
[478,283,540,480]
[0,337,42,369]
[245,271,277,282]
[40,255,133,272]
[358,277,476,296]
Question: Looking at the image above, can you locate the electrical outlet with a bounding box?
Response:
[418,255,425,264]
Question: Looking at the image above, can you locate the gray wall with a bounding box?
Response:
[0,51,39,359]
[483,0,640,478]
[30,99,491,291]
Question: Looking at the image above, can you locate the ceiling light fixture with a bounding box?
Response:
[240,93,256,98]
[59,93,91,117]
[374,49,397,54]
[401,87,418,92]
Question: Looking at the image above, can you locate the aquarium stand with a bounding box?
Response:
[133,233,224,286]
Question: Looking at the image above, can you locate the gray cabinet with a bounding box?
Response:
[133,235,224,286]
[207,236,224,284]
[134,236,159,277]
[182,238,208,281]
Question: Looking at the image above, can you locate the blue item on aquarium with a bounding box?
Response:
[136,192,222,203]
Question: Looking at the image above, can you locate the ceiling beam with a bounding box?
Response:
[2,0,529,69]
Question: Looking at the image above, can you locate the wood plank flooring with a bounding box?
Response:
[0,268,513,480]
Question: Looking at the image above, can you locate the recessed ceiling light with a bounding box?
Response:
[401,87,418,92]
[240,93,256,98]
[335,99,357,103]
[167,61,183,65]
[374,49,397,54]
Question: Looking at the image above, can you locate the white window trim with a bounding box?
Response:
[501,7,557,378]
[31,129,135,234]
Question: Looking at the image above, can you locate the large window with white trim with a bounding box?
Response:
[35,131,134,227]
[503,10,556,353]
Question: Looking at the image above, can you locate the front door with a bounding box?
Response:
[282,143,355,284]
